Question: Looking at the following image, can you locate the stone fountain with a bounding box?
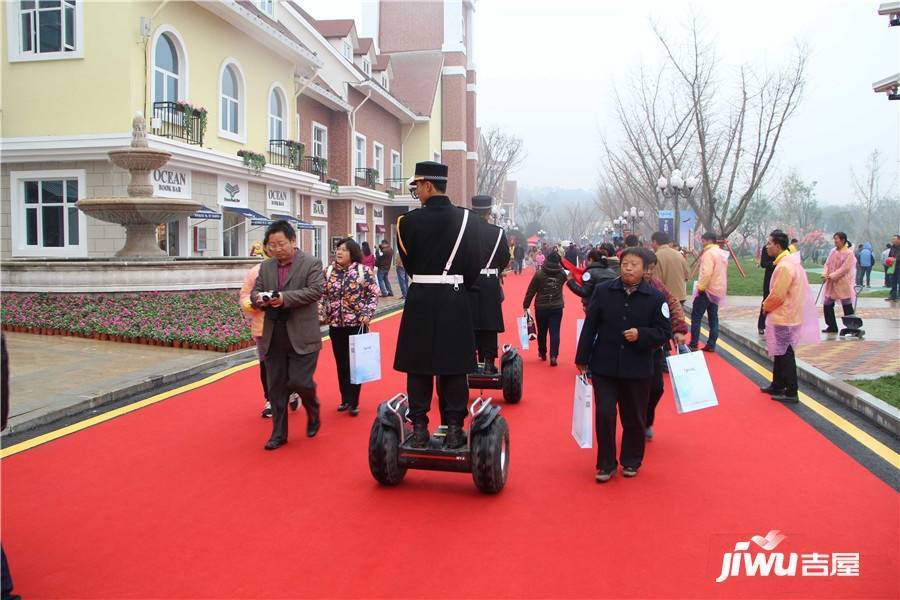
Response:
[76,113,202,258]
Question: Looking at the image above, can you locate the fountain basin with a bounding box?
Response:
[108,148,171,172]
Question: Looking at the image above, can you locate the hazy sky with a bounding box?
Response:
[302,0,900,205]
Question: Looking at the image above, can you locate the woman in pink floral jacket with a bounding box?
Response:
[320,237,380,415]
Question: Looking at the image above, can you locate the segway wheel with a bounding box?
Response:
[368,419,407,486]
[501,353,523,404]
[471,415,510,493]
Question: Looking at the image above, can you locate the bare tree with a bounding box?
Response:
[851,149,897,243]
[600,19,807,242]
[776,169,821,232]
[516,199,547,236]
[476,127,526,199]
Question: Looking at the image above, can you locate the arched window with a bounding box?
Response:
[268,88,284,141]
[221,65,240,135]
[153,33,179,103]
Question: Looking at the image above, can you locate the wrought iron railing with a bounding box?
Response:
[152,101,204,146]
[355,167,378,189]
[385,178,405,190]
[301,156,328,181]
[268,139,304,169]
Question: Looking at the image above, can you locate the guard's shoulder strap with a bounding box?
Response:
[443,209,470,276]
[485,227,504,270]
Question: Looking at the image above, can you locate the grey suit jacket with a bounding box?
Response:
[252,251,325,356]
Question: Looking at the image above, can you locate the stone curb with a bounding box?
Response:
[2,303,405,437]
[714,318,900,438]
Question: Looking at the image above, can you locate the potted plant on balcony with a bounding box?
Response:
[328,179,340,195]
[237,149,267,175]
[368,169,379,188]
[175,100,208,143]
[286,140,304,169]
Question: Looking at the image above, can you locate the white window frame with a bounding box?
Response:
[342,40,352,60]
[218,58,246,143]
[267,83,288,142]
[362,57,371,76]
[354,133,367,174]
[256,0,274,17]
[150,26,189,107]
[382,73,389,91]
[6,0,84,62]
[10,169,88,258]
[373,142,384,183]
[390,150,401,188]
[312,122,328,158]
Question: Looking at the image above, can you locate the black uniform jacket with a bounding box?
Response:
[575,278,672,379]
[468,218,510,332]
[394,195,482,375]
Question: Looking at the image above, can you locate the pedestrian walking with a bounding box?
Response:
[361,241,376,270]
[375,239,394,297]
[760,231,819,404]
[885,235,900,302]
[821,232,857,333]
[523,251,567,365]
[252,220,325,451]
[566,247,617,312]
[320,237,380,416]
[514,242,526,275]
[689,232,728,353]
[651,231,690,303]
[575,248,672,482]
[856,243,874,287]
[640,249,689,439]
[394,249,409,299]
[240,245,298,418]
[394,161,482,449]
[882,243,893,288]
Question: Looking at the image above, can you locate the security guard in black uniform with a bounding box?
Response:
[468,195,510,373]
[394,162,482,449]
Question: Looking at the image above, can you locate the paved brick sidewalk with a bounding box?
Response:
[713,297,900,380]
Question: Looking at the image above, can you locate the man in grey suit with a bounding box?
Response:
[252,220,325,450]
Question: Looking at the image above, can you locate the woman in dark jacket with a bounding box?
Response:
[523,251,568,365]
[567,248,618,311]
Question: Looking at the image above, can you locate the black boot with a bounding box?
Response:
[822,304,838,333]
[444,424,466,449]
[409,422,430,448]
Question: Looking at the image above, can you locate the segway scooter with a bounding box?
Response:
[467,344,524,404]
[368,394,510,493]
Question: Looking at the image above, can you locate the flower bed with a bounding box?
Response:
[0,290,254,352]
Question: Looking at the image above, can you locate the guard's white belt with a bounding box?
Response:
[480,268,499,276]
[412,274,464,285]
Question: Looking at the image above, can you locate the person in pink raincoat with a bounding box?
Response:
[820,231,857,334]
[689,231,729,353]
[760,231,819,404]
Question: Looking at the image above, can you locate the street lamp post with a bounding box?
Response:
[613,217,627,240]
[657,168,698,247]
[623,206,645,238]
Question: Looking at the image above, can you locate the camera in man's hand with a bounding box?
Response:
[259,290,280,304]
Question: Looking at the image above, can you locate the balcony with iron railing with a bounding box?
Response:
[301,156,328,181]
[268,139,304,170]
[151,101,205,146]
[355,168,379,189]
[385,178,405,190]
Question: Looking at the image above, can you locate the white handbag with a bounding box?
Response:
[571,374,594,448]
[349,326,381,384]
[666,347,719,414]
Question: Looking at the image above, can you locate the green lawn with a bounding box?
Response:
[845,374,900,409]
[712,256,890,297]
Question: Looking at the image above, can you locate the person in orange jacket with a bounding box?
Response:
[689,231,728,352]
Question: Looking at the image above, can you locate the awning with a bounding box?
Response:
[271,213,316,231]
[223,206,271,227]
[356,223,369,233]
[375,224,386,233]
[190,205,222,220]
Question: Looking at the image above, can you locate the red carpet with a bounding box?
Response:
[2,270,897,599]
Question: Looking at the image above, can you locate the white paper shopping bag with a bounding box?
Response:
[349,331,381,384]
[572,374,593,448]
[576,318,584,348]
[517,315,530,350]
[665,349,718,413]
